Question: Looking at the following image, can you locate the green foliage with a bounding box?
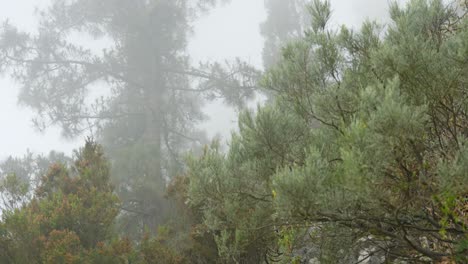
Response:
[165,175,220,263]
[0,140,222,263]
[41,230,84,264]
[187,0,468,262]
[0,151,71,211]
[0,173,29,211]
[0,140,124,263]
[0,0,467,263]
[187,103,311,263]
[139,233,185,264]
[0,0,260,240]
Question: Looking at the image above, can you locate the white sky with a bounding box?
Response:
[0,0,403,159]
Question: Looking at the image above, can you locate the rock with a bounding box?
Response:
[309,257,320,264]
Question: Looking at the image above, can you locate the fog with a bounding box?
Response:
[2,0,465,263]
[0,0,400,159]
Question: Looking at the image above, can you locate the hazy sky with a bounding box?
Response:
[0,0,403,159]
[193,0,402,142]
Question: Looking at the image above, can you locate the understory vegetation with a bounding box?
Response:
[0,0,467,263]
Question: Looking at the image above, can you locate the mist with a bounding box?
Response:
[0,0,398,158]
[1,0,466,263]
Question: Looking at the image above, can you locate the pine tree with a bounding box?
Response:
[0,0,259,237]
[188,0,468,262]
